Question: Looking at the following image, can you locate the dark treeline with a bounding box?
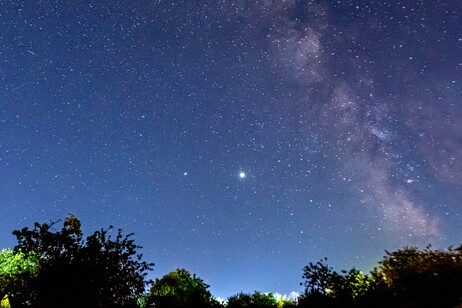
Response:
[1,216,462,308]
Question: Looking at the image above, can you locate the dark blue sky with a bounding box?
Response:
[1,0,461,300]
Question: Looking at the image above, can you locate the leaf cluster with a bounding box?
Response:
[0,249,41,306]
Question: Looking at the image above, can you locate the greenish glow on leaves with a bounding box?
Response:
[0,249,41,276]
[0,295,11,308]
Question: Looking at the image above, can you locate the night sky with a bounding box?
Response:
[1,0,461,300]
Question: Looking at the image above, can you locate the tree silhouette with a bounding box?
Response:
[301,258,333,296]
[300,246,462,307]
[6,215,154,308]
[148,268,220,308]
[370,246,462,308]
[300,259,371,308]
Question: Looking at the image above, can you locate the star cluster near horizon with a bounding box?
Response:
[0,0,461,300]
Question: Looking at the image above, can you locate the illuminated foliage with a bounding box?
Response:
[0,249,40,276]
[0,295,11,308]
[275,295,297,308]
[227,291,278,308]
[148,268,219,308]
[0,249,41,306]
[301,246,462,307]
[300,259,372,307]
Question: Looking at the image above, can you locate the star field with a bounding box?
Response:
[1,0,461,300]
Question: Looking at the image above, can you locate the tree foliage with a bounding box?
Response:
[275,296,297,308]
[301,258,334,296]
[0,295,11,308]
[369,245,462,308]
[227,291,290,308]
[4,216,462,308]
[0,249,41,306]
[300,258,371,307]
[0,249,41,276]
[148,268,219,308]
[3,215,154,308]
[300,246,462,308]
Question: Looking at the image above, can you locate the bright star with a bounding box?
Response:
[239,172,246,178]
